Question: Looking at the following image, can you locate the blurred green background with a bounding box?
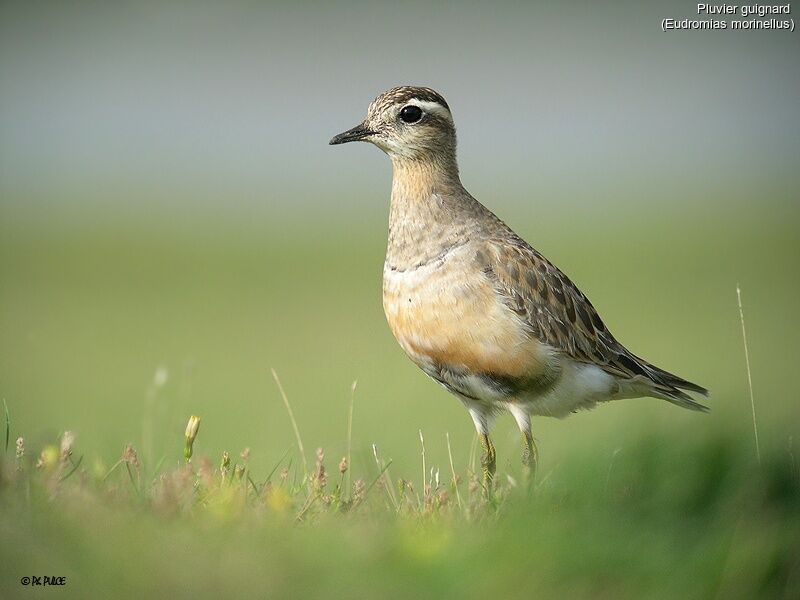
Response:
[2,202,798,479]
[0,1,799,596]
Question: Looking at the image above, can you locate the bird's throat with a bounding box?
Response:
[386,158,471,270]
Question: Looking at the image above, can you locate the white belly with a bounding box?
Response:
[521,360,617,418]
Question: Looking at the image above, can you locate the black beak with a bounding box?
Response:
[329,123,374,145]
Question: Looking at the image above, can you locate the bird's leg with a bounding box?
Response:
[521,428,539,490]
[509,405,537,491]
[479,433,496,498]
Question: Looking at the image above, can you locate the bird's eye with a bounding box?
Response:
[399,105,423,123]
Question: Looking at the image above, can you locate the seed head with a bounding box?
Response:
[60,431,75,463]
[123,444,140,470]
[15,436,25,471]
[314,447,327,490]
[220,451,231,478]
[353,478,366,504]
[338,456,348,474]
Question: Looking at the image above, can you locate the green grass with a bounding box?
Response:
[1,422,798,599]
[1,199,799,597]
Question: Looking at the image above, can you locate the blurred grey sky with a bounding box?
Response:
[1,1,798,222]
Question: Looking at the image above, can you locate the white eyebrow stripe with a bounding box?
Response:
[409,99,452,121]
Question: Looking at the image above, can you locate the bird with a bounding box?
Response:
[329,86,708,496]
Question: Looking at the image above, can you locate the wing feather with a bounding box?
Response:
[478,235,655,382]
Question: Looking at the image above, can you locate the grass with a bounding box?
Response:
[1,412,798,599]
[737,284,761,466]
[1,200,799,597]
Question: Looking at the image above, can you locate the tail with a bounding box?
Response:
[639,361,710,412]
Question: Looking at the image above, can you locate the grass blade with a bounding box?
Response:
[364,458,394,498]
[446,432,462,510]
[419,429,426,507]
[263,446,292,485]
[150,455,167,484]
[346,380,356,500]
[372,444,399,511]
[59,455,84,482]
[736,285,761,465]
[125,462,140,496]
[102,459,124,482]
[3,399,9,455]
[271,368,308,477]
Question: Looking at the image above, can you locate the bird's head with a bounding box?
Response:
[329,86,456,164]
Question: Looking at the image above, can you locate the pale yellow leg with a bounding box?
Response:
[521,429,539,490]
[479,433,496,499]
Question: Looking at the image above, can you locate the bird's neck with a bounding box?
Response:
[386,156,472,270]
[389,155,460,200]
